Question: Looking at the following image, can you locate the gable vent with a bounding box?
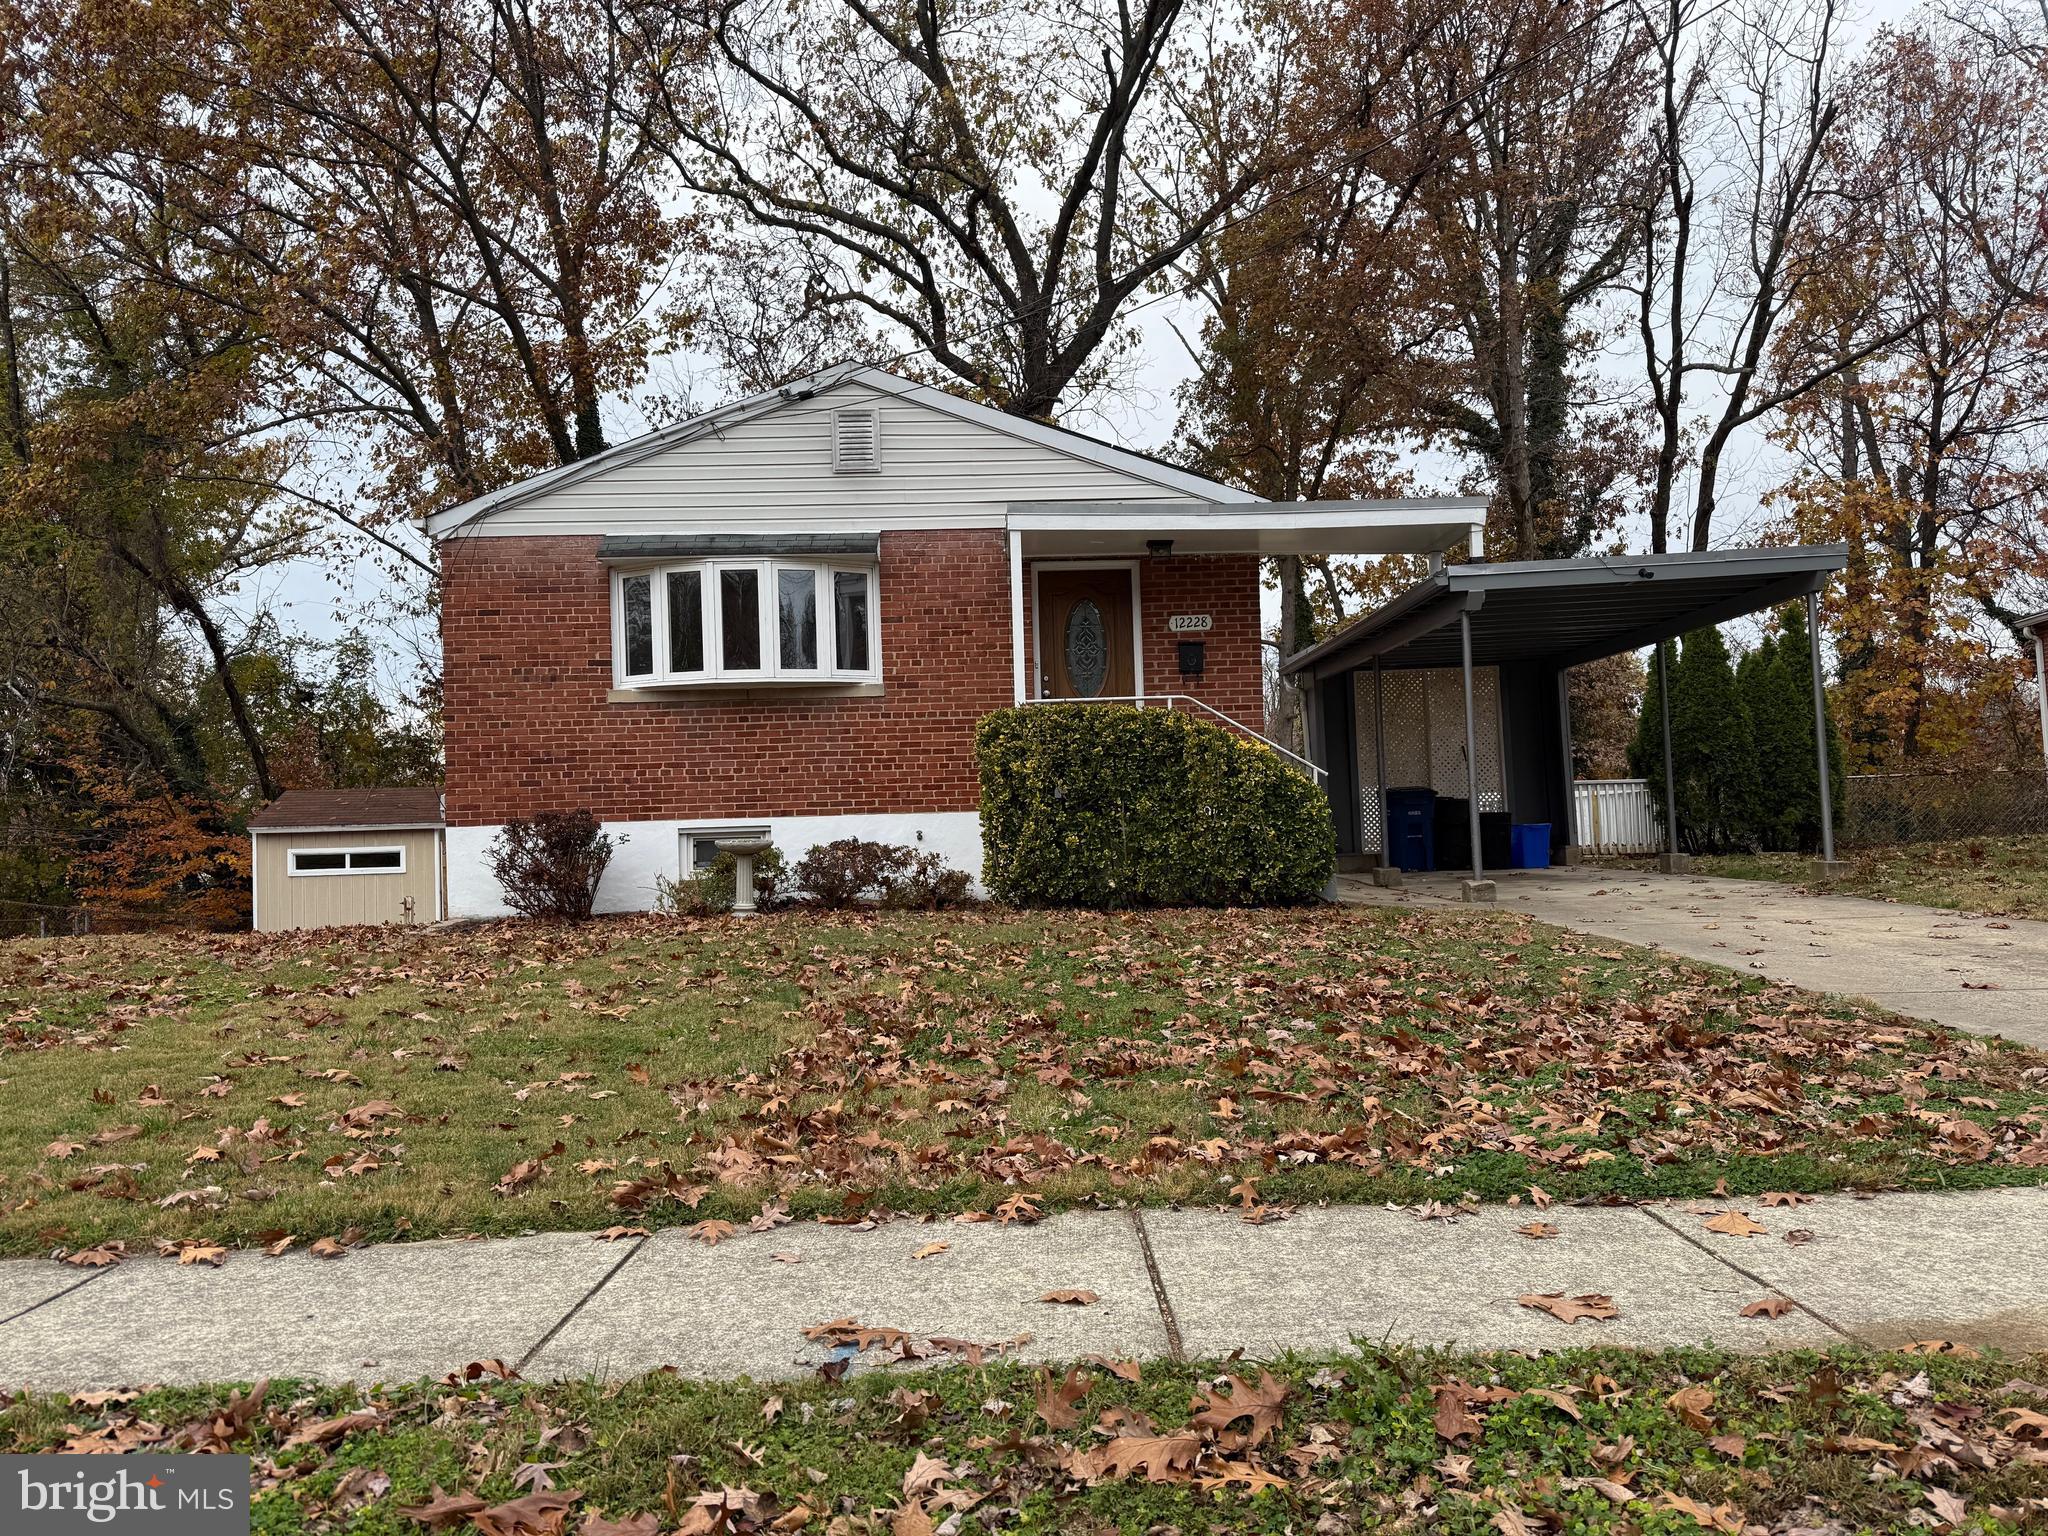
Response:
[832,407,882,474]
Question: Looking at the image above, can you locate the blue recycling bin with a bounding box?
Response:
[1510,822,1552,869]
[1385,787,1437,871]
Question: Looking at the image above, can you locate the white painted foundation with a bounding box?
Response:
[444,811,986,919]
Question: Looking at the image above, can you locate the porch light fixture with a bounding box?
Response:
[1146,538,1174,558]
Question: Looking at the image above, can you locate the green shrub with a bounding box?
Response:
[975,704,1334,908]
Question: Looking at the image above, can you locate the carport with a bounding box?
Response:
[1284,545,1850,898]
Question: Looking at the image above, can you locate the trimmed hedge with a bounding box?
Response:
[976,704,1335,908]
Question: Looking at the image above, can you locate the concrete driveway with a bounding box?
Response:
[1338,864,2048,1046]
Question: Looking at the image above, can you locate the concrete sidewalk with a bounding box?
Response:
[1338,866,2048,1047]
[3,1186,2044,1388]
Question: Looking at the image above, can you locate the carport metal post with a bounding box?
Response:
[1556,668,1575,860]
[1658,639,1679,861]
[1374,657,1389,864]
[1459,610,1483,882]
[1806,591,1838,866]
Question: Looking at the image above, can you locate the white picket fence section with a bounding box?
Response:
[1573,779,1664,854]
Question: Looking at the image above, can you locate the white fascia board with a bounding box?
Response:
[1009,498,1490,556]
[452,513,1010,540]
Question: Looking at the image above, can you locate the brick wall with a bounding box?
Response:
[440,531,1266,826]
[1133,554,1265,726]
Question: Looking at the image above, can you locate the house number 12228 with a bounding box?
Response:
[1166,614,1212,633]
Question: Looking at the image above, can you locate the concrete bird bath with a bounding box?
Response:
[715,835,774,916]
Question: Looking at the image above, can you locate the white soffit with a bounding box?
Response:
[1008,499,1491,557]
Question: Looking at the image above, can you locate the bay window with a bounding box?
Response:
[614,559,879,686]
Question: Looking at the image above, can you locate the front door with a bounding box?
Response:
[1037,567,1136,699]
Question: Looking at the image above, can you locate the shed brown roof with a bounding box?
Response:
[248,788,444,832]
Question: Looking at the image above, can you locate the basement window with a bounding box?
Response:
[682,826,771,875]
[290,847,406,876]
[614,560,879,687]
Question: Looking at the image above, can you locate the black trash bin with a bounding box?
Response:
[1480,811,1512,869]
[1434,796,1470,870]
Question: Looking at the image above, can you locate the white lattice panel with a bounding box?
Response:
[1353,665,1506,849]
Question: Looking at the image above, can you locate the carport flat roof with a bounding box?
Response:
[1282,545,1850,681]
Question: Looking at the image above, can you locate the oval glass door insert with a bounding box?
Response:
[1064,598,1108,696]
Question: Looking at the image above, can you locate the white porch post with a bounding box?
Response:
[1008,527,1026,705]
[2034,629,2048,783]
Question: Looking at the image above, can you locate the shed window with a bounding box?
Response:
[289,846,407,875]
[613,560,878,687]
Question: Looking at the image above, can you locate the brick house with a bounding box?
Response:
[422,364,1487,917]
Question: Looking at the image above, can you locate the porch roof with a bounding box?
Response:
[1007,498,1490,559]
[1282,544,1851,682]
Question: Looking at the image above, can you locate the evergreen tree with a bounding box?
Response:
[1630,628,1768,853]
[1740,632,1805,850]
[1672,626,1765,852]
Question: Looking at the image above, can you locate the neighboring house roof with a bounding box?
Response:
[249,788,445,833]
[2016,609,2048,639]
[419,363,1258,540]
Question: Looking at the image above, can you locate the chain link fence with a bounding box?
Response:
[0,900,198,939]
[1841,771,2048,848]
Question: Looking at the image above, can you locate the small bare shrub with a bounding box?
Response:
[791,839,912,909]
[487,810,613,921]
[880,850,975,910]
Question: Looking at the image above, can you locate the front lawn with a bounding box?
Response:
[1603,835,2048,921]
[4,1345,2045,1533]
[4,906,2047,1259]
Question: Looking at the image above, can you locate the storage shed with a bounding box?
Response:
[249,789,446,932]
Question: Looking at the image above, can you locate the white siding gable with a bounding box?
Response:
[438,376,1243,539]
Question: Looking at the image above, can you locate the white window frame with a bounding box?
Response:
[612,559,880,688]
[680,826,771,876]
[289,845,408,877]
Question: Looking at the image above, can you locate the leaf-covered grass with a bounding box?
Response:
[3,906,2047,1259]
[4,1345,2046,1533]
[1600,835,2048,921]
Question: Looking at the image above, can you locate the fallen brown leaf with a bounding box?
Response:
[1517,1292,1618,1324]
[1702,1210,1768,1238]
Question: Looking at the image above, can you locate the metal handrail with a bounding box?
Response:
[1019,693,1328,785]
